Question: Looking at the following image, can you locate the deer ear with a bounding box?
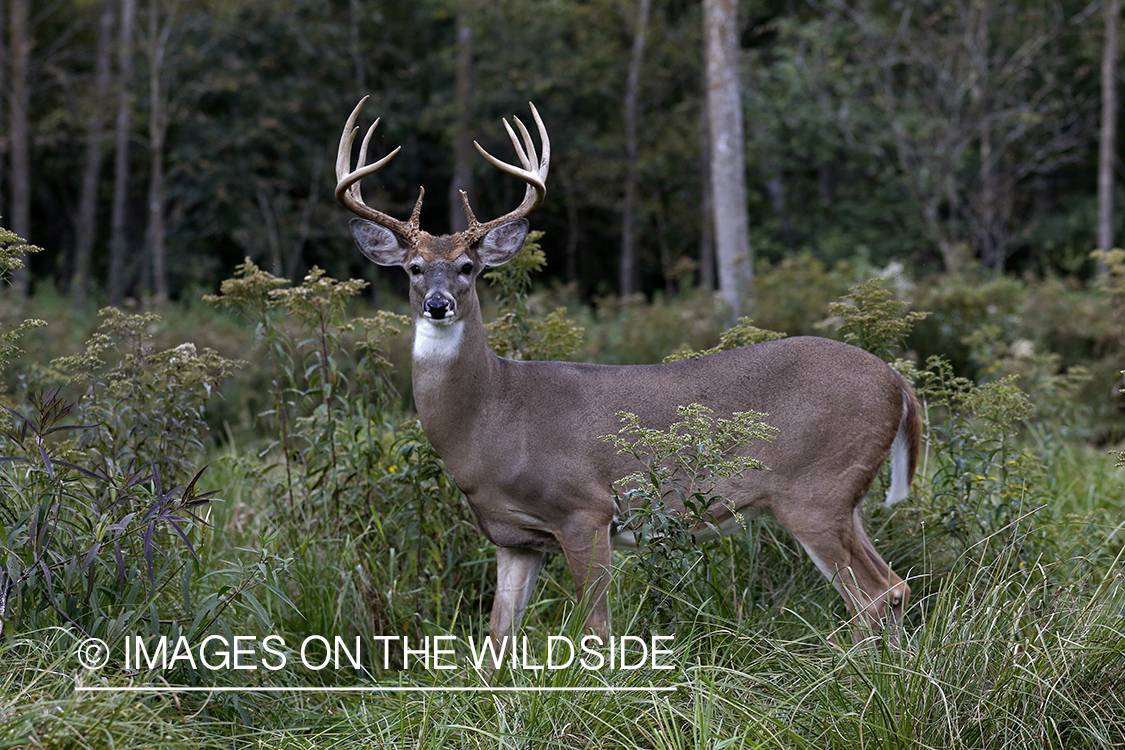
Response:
[351,218,409,266]
[477,219,529,267]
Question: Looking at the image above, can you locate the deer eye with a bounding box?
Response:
[408,264,422,276]
[460,262,474,275]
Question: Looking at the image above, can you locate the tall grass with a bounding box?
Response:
[1,228,1123,748]
[4,541,1122,748]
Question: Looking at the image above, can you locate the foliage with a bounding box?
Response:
[0,241,282,689]
[483,231,584,361]
[749,254,857,337]
[910,269,1123,439]
[49,308,241,485]
[0,394,215,646]
[0,227,45,376]
[600,404,776,625]
[17,0,1113,307]
[914,356,1048,564]
[828,277,931,362]
[578,288,725,365]
[1091,248,1125,305]
[2,223,1125,747]
[662,317,785,362]
[807,0,1092,272]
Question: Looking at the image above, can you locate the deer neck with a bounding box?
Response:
[410,299,494,452]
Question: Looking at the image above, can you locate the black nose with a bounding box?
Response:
[424,296,450,319]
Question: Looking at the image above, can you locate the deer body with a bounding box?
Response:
[335,98,919,651]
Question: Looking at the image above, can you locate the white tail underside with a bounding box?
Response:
[883,393,912,507]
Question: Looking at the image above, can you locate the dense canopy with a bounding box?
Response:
[0,0,1113,304]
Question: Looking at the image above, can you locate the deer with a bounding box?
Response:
[334,97,921,656]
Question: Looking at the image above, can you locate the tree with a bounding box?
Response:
[0,1,6,226]
[141,0,184,303]
[8,0,31,298]
[1099,0,1121,262]
[703,0,751,318]
[448,7,475,234]
[109,0,138,304]
[833,0,1092,271]
[348,0,365,92]
[73,0,118,308]
[697,100,714,291]
[619,0,651,298]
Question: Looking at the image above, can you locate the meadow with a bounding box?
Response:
[1,231,1123,749]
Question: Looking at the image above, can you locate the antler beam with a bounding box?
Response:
[335,96,422,242]
[461,104,551,244]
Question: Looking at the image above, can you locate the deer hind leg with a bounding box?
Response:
[490,546,545,652]
[559,517,614,640]
[781,508,908,644]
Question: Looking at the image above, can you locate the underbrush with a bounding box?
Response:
[1,226,1123,748]
[3,525,1122,748]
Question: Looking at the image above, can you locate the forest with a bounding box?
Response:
[0,0,1118,304]
[2,0,1125,748]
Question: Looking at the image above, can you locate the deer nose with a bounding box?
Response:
[424,294,452,320]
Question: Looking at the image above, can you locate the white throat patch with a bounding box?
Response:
[413,318,464,362]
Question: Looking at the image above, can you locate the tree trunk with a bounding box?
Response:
[0,3,7,225]
[73,0,117,308]
[8,0,31,297]
[1099,0,1121,262]
[285,151,321,279]
[656,209,674,295]
[144,1,172,303]
[698,95,715,291]
[448,10,474,233]
[969,3,1002,271]
[704,0,751,319]
[109,0,138,305]
[619,0,651,299]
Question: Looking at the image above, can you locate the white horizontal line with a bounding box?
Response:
[74,686,674,693]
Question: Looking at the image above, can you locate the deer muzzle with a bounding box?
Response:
[423,292,455,321]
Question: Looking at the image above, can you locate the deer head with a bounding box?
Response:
[335,97,550,324]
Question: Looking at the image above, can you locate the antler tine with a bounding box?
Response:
[512,114,543,171]
[464,103,551,242]
[526,103,550,176]
[334,96,419,240]
[472,114,547,189]
[501,116,534,171]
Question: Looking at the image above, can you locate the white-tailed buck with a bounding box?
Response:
[335,97,921,650]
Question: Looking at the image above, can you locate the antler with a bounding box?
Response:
[335,96,424,243]
[460,103,550,244]
[336,97,549,246]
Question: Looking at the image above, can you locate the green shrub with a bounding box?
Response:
[751,253,855,336]
[580,288,724,365]
[0,231,279,690]
[663,317,786,362]
[828,277,930,362]
[48,308,241,485]
[484,231,584,361]
[601,404,777,626]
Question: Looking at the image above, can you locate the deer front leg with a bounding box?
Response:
[489,546,545,656]
[561,519,614,639]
